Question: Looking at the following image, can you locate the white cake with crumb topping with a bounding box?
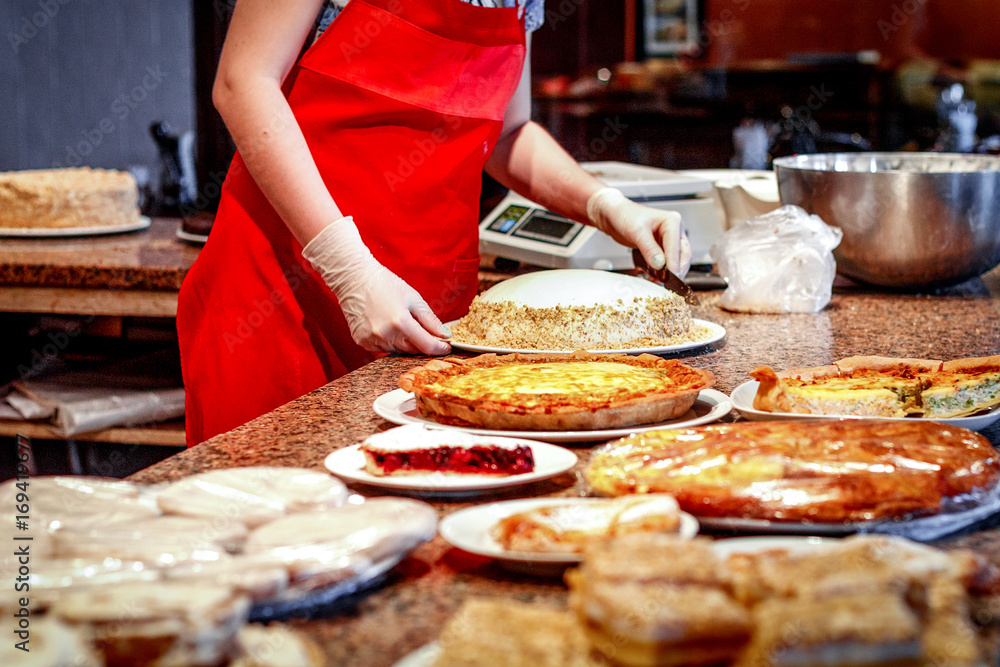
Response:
[451,269,707,350]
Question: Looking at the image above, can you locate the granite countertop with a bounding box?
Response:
[127,273,1000,667]
[0,217,200,291]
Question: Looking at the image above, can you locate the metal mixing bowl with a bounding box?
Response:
[773,152,1000,288]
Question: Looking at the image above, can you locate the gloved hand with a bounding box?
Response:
[302,217,451,355]
[586,187,692,278]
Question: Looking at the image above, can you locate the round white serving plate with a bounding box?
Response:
[445,318,726,355]
[730,380,1000,431]
[438,496,699,572]
[324,440,577,495]
[372,388,733,444]
[0,215,151,238]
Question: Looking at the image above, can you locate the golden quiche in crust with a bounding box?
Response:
[397,351,714,431]
[584,420,1000,523]
[751,354,1000,418]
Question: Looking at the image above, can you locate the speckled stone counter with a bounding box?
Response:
[129,273,1000,667]
[0,217,200,291]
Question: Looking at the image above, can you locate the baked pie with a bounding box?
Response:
[398,351,714,431]
[584,420,1000,523]
[360,424,534,476]
[752,354,1000,418]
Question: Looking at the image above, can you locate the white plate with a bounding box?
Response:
[323,441,577,494]
[0,215,151,237]
[730,380,1000,431]
[710,535,839,557]
[438,497,699,570]
[372,388,733,444]
[445,319,726,355]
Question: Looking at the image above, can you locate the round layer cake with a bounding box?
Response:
[0,167,140,229]
[451,269,707,350]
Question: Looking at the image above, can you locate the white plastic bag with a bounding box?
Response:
[710,205,842,313]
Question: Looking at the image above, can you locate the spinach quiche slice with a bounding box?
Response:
[751,354,1000,419]
[922,354,1000,418]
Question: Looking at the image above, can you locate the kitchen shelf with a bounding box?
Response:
[0,419,186,447]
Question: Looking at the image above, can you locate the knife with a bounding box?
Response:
[630,248,700,306]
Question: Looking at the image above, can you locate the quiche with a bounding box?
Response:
[397,351,715,431]
[584,420,1000,523]
[751,354,1000,418]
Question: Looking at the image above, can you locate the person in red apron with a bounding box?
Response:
[177,0,691,446]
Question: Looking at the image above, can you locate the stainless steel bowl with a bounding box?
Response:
[773,152,1000,288]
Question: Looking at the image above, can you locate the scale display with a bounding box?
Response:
[513,211,582,247]
[486,204,528,234]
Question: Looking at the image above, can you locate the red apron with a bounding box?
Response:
[177,0,525,445]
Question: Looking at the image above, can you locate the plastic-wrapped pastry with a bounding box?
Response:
[0,475,158,530]
[163,556,290,602]
[51,581,250,667]
[585,420,1000,523]
[244,497,437,588]
[156,467,349,527]
[29,557,160,608]
[0,616,101,667]
[52,515,247,565]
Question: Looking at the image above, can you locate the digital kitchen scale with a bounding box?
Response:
[479,161,725,270]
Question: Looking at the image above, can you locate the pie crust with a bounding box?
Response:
[397,351,714,431]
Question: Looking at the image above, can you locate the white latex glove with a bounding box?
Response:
[302,217,451,355]
[586,187,692,278]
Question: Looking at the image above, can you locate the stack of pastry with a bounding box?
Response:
[566,534,753,666]
[726,536,999,667]
[565,534,1000,666]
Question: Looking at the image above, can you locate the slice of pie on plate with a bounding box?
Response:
[397,351,714,431]
[751,354,1000,419]
[359,424,535,476]
[490,495,683,553]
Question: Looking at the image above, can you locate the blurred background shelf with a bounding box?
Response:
[0,419,185,447]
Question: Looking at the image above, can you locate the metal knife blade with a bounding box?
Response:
[630,249,699,305]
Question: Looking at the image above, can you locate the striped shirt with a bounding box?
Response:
[312,0,545,44]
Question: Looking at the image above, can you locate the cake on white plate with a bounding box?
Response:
[360,423,536,476]
[450,269,711,351]
[0,167,140,229]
